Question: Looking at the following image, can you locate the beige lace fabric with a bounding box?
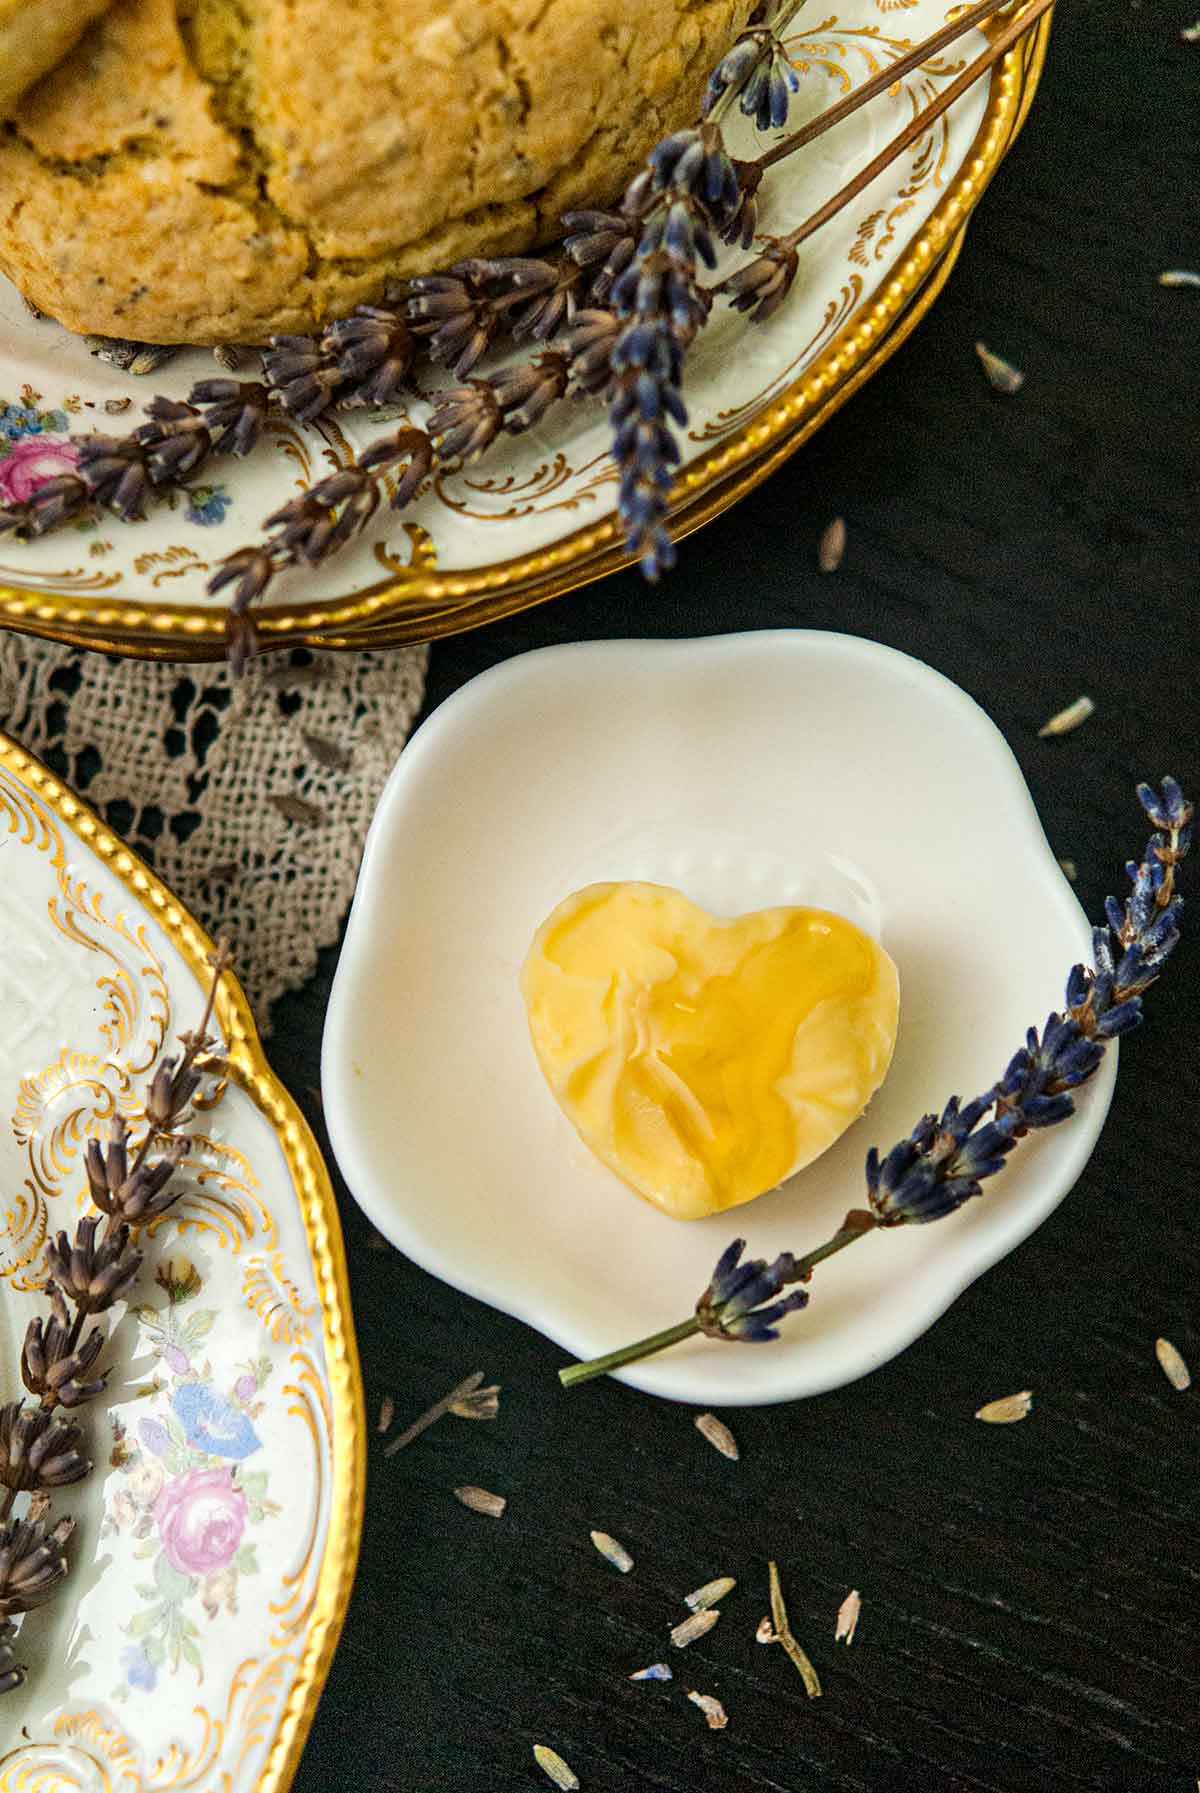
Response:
[0,634,428,1024]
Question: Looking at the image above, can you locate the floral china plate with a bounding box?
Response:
[0,738,363,1791]
[0,3,1050,657]
[323,633,1115,1406]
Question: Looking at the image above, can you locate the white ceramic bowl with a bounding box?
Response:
[323,633,1115,1405]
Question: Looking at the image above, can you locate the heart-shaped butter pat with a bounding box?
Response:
[521,881,899,1221]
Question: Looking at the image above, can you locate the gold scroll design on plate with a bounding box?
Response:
[243,1251,316,1346]
[0,558,123,595]
[432,450,617,523]
[688,23,965,444]
[142,1131,276,1257]
[372,521,438,582]
[688,278,864,442]
[129,547,210,590]
[1,777,170,1285]
[849,73,954,265]
[269,1350,332,1651]
[0,1655,297,1792]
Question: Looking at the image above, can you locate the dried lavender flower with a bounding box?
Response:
[84,1115,185,1225]
[323,305,415,406]
[562,308,620,398]
[696,1239,809,1341]
[835,1589,861,1644]
[819,516,846,571]
[671,1608,720,1648]
[704,15,801,132]
[454,1484,506,1517]
[404,265,498,379]
[21,1289,106,1410]
[129,345,179,377]
[629,1662,672,1681]
[449,1383,501,1420]
[45,1217,142,1317]
[383,1369,485,1457]
[0,473,94,538]
[975,341,1025,394]
[75,433,151,521]
[1038,694,1094,737]
[687,1690,728,1729]
[187,379,270,457]
[0,1403,89,1495]
[1155,1338,1191,1391]
[694,1412,739,1459]
[590,1530,633,1572]
[262,335,345,423]
[560,781,1190,1387]
[604,121,741,578]
[685,1575,736,1611]
[562,210,639,306]
[209,428,435,644]
[975,1391,1033,1424]
[533,1745,579,1790]
[717,237,799,323]
[0,1620,21,1695]
[0,1517,73,1617]
[0,951,228,1696]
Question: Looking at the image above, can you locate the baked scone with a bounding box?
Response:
[0,0,116,118]
[0,0,752,345]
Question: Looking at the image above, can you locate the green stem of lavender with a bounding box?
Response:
[558,1221,871,1388]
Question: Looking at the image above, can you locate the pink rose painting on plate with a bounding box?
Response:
[103,1258,281,1697]
[156,1468,248,1579]
[0,431,79,504]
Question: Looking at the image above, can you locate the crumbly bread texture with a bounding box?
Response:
[0,0,752,344]
[0,0,116,118]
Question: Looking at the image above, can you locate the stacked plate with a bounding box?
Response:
[0,6,1050,662]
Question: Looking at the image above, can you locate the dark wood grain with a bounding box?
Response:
[279,4,1200,1788]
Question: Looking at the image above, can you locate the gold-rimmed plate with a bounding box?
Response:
[0,4,1050,658]
[0,735,363,1791]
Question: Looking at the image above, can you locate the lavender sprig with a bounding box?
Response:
[704,4,803,132]
[207,428,435,672]
[560,780,1192,1387]
[0,381,268,538]
[607,126,741,577]
[0,946,230,1693]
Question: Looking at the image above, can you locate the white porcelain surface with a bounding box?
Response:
[323,633,1116,1405]
[0,758,351,1787]
[0,7,991,608]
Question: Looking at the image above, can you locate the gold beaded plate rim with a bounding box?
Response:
[0,730,367,1793]
[0,9,1050,657]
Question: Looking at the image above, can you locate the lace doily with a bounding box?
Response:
[0,633,428,1025]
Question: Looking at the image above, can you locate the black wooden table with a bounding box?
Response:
[284,5,1200,1788]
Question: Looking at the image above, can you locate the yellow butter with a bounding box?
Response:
[520,882,899,1221]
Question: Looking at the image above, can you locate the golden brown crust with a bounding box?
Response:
[0,0,117,118]
[0,0,751,344]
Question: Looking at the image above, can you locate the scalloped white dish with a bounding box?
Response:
[323,633,1115,1406]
